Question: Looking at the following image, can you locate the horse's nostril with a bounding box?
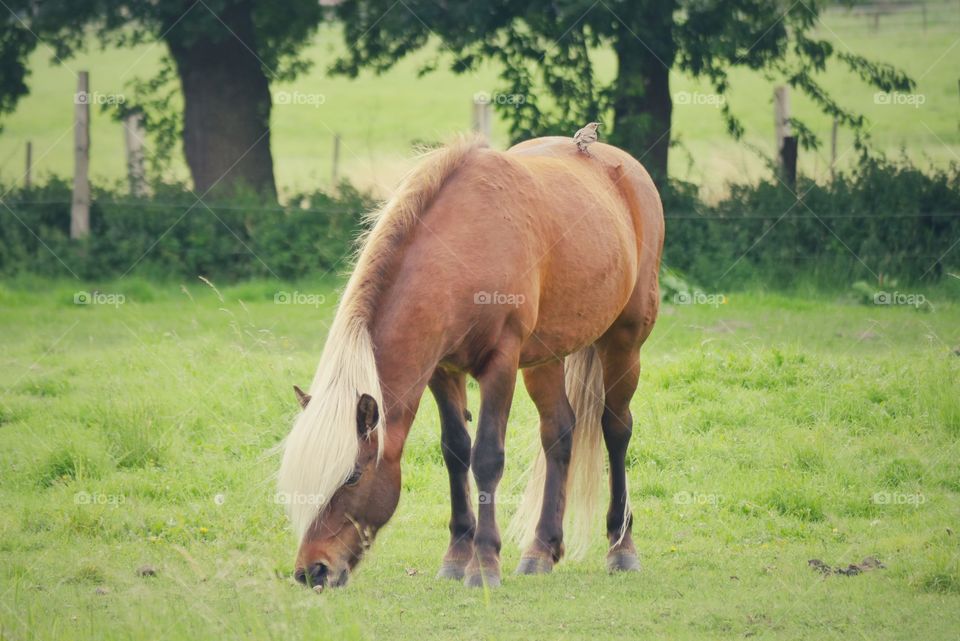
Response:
[303,562,328,588]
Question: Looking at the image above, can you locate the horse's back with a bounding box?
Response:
[507,136,663,259]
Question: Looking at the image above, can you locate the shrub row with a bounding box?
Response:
[0,179,374,281]
[1,156,958,286]
[662,156,960,288]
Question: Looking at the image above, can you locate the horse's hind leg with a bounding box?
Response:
[428,368,476,580]
[515,359,575,574]
[596,327,644,572]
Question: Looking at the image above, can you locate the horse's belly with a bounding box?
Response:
[519,220,637,366]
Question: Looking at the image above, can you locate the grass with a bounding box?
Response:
[1,276,959,639]
[0,3,958,196]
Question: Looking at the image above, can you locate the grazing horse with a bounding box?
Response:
[278,135,664,590]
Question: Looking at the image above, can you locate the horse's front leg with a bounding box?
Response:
[428,369,476,580]
[464,347,519,588]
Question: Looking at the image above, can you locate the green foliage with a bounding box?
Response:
[2,154,958,286]
[0,0,326,107]
[662,156,960,287]
[104,56,182,177]
[334,0,914,173]
[0,179,374,281]
[0,0,329,196]
[0,18,34,126]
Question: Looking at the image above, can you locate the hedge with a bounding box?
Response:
[1,156,958,287]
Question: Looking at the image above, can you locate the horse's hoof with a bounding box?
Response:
[516,556,554,575]
[606,550,641,573]
[436,562,466,580]
[463,570,501,589]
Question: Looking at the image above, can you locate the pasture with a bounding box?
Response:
[1,277,958,640]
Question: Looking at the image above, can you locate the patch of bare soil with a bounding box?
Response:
[808,556,886,576]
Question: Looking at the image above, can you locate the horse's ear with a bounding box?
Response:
[356,394,379,437]
[293,385,311,409]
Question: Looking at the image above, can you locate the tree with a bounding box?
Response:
[333,0,914,185]
[0,0,326,197]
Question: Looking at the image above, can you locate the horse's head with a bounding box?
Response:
[290,388,402,591]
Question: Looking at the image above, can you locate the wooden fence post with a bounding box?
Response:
[123,111,148,196]
[774,85,790,160]
[774,85,797,189]
[24,141,32,190]
[71,71,90,240]
[780,136,798,191]
[472,97,492,141]
[331,133,341,186]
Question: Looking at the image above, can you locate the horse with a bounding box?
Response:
[277,134,664,590]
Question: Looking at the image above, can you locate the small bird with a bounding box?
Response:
[574,122,601,154]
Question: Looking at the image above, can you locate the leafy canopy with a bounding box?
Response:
[332,0,914,150]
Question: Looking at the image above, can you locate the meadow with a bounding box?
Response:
[0,2,958,197]
[1,276,959,640]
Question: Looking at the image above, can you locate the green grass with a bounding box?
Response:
[0,3,958,196]
[1,277,959,639]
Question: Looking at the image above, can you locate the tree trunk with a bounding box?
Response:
[611,3,676,188]
[166,3,276,199]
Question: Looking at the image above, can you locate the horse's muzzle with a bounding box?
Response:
[294,562,349,591]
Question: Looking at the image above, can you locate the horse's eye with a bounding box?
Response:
[345,467,362,486]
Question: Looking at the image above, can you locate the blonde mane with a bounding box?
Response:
[277,135,487,541]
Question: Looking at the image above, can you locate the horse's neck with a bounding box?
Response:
[370,322,438,463]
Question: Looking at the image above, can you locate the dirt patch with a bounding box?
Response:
[808,556,885,576]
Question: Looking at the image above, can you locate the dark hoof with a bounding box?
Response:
[606,550,641,573]
[436,561,467,580]
[516,556,554,575]
[464,570,501,589]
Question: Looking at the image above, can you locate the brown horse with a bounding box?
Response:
[277,135,664,590]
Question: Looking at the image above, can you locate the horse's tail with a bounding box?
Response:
[508,345,607,560]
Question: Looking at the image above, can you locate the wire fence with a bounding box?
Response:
[821,0,960,32]
[3,200,960,220]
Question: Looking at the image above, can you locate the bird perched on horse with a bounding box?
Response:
[574,122,601,154]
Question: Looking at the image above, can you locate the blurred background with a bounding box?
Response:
[1,0,958,289]
[1,1,958,195]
